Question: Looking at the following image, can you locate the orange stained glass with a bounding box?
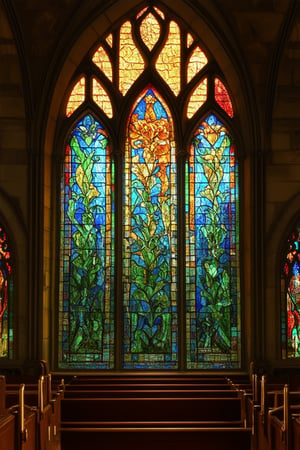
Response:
[187,33,194,48]
[156,21,181,96]
[92,46,113,81]
[187,78,207,119]
[187,46,208,83]
[137,7,148,19]
[140,13,161,51]
[106,34,113,47]
[119,21,145,95]
[215,77,234,118]
[154,7,165,19]
[66,77,85,117]
[92,78,113,118]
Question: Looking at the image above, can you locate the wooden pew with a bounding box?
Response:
[2,376,61,450]
[62,388,240,398]
[61,396,244,423]
[61,395,251,450]
[264,384,300,450]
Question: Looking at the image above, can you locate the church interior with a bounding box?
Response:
[1,0,300,449]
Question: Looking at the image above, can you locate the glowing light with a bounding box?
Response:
[215,77,234,117]
[119,21,144,95]
[66,77,85,117]
[92,46,113,81]
[187,78,207,119]
[156,21,181,96]
[140,13,161,51]
[187,33,194,48]
[187,46,208,83]
[92,78,113,118]
[106,34,113,47]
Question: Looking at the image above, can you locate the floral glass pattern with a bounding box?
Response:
[186,115,240,368]
[59,114,114,369]
[123,87,178,368]
[60,5,239,370]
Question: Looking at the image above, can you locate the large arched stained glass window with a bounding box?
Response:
[58,4,240,370]
[281,221,300,359]
[0,224,13,359]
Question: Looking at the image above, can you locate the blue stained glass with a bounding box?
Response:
[58,114,114,369]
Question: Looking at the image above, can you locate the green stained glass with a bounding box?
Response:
[123,87,178,369]
[281,222,300,359]
[186,114,240,369]
[0,225,13,359]
[59,114,114,369]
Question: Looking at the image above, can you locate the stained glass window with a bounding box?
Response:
[123,87,178,369]
[59,5,240,370]
[186,115,240,368]
[0,225,13,359]
[281,222,300,359]
[59,114,114,369]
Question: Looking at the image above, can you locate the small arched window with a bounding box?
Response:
[0,224,13,359]
[58,5,240,370]
[281,221,300,359]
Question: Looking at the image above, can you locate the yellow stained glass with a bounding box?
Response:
[140,13,161,51]
[92,78,113,118]
[187,33,194,48]
[187,46,208,83]
[187,78,207,119]
[119,21,145,95]
[92,46,113,82]
[156,21,181,96]
[106,34,113,47]
[66,77,85,117]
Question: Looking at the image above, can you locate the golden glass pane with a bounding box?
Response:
[106,34,113,47]
[187,46,208,83]
[92,46,113,82]
[187,33,194,48]
[155,21,181,96]
[187,78,207,119]
[66,77,85,117]
[119,21,145,95]
[92,78,113,118]
[140,13,161,51]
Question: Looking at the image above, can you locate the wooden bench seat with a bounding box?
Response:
[63,382,233,391]
[61,396,244,422]
[61,424,252,450]
[63,388,240,398]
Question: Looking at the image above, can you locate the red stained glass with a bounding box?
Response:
[214,77,234,118]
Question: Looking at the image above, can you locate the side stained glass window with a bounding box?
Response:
[123,87,178,369]
[59,114,114,369]
[59,4,240,370]
[281,223,300,359]
[186,115,240,368]
[0,225,13,358]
